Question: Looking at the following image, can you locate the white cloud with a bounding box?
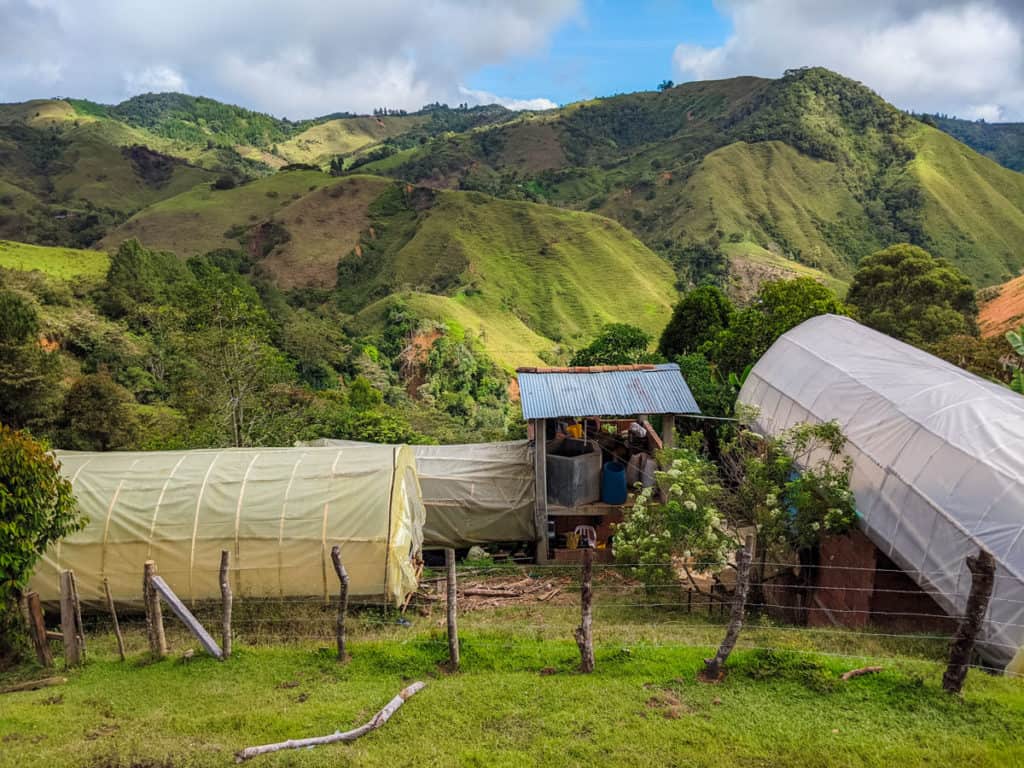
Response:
[458,85,557,111]
[124,65,188,96]
[673,1,1024,120]
[0,0,576,116]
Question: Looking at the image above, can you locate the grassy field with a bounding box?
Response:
[2,585,1022,768]
[0,240,109,279]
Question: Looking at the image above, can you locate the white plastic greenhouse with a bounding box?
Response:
[30,445,426,607]
[303,439,536,548]
[739,314,1024,673]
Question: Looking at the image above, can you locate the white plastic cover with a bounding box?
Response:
[303,440,536,548]
[30,445,426,607]
[739,314,1024,672]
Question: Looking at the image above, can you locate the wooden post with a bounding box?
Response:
[59,570,82,667]
[330,545,349,662]
[445,548,460,670]
[70,571,85,661]
[220,550,233,660]
[661,413,675,450]
[533,418,549,563]
[103,578,126,662]
[25,591,52,668]
[703,536,754,681]
[574,545,595,673]
[943,549,996,694]
[150,575,222,659]
[144,560,167,658]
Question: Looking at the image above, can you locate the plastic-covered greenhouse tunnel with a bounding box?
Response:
[740,314,1024,675]
[30,445,425,608]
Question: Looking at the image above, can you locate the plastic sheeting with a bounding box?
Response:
[303,440,536,548]
[739,314,1024,671]
[30,445,426,607]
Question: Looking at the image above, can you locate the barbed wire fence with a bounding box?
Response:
[29,547,1018,691]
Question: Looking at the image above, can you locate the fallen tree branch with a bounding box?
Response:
[538,588,561,602]
[841,666,883,681]
[1,676,67,695]
[462,587,526,598]
[235,681,425,762]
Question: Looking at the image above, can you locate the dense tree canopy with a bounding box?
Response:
[570,323,653,366]
[0,289,61,429]
[658,285,734,359]
[846,244,978,344]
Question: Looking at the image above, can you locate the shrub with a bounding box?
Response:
[0,425,84,664]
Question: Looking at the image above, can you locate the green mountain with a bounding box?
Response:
[362,68,1024,288]
[928,114,1024,173]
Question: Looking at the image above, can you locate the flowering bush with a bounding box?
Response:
[613,439,734,589]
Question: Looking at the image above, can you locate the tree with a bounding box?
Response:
[0,425,83,663]
[927,334,1010,385]
[570,323,652,366]
[60,373,139,450]
[98,239,193,319]
[658,285,733,358]
[847,244,978,344]
[658,80,675,92]
[348,375,383,411]
[0,289,62,430]
[709,277,849,374]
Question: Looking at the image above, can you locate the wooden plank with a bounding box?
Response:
[25,591,52,668]
[533,418,549,563]
[59,570,81,667]
[150,575,223,659]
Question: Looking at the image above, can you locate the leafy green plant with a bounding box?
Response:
[0,425,84,664]
[570,323,653,366]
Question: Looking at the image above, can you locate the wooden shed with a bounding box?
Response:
[517,364,701,563]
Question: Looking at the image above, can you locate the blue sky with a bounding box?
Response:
[469,1,731,106]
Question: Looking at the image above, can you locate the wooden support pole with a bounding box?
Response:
[144,560,167,658]
[445,548,460,670]
[532,418,549,564]
[943,549,996,694]
[70,571,85,661]
[661,413,675,450]
[59,570,82,667]
[220,550,233,660]
[703,536,754,681]
[574,545,595,673]
[103,578,126,662]
[25,591,52,668]
[330,545,349,662]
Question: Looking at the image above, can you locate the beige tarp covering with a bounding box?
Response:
[30,445,425,607]
[303,440,536,548]
[740,315,1024,672]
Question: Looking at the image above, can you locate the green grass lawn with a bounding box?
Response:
[2,593,1021,768]
[0,240,109,280]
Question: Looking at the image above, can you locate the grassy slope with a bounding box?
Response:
[1,600,1021,768]
[278,115,428,166]
[103,170,334,257]
[349,190,677,367]
[261,174,392,289]
[0,239,109,279]
[911,124,1024,285]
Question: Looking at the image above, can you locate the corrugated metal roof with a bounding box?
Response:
[517,363,701,420]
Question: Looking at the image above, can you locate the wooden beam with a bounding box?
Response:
[25,591,52,668]
[661,414,675,450]
[59,570,82,667]
[150,575,223,660]
[144,560,167,658]
[532,418,549,563]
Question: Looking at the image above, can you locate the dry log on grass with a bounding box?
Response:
[462,587,526,598]
[1,676,67,695]
[235,681,426,762]
[841,666,883,681]
[538,588,561,602]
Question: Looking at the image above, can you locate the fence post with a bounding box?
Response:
[59,570,82,667]
[445,548,460,670]
[220,550,233,660]
[943,549,996,694]
[330,545,350,662]
[25,591,52,668]
[143,560,167,658]
[574,528,596,673]
[703,536,754,681]
[103,578,126,662]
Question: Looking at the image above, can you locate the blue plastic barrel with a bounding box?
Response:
[601,461,628,505]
